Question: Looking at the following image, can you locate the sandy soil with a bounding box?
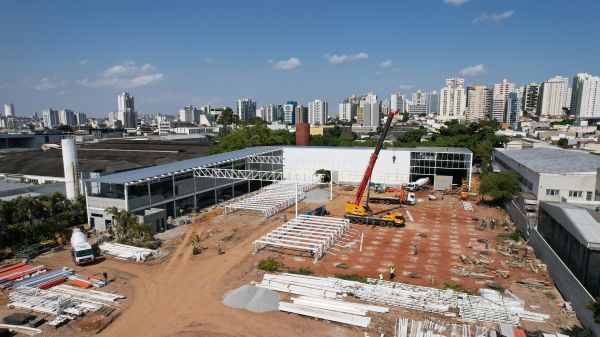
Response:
[0,186,580,336]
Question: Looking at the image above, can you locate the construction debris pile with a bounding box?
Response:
[395,317,492,337]
[224,181,318,218]
[497,241,548,276]
[259,273,549,327]
[253,215,350,262]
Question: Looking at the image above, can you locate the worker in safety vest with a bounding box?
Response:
[389,266,395,280]
[378,273,383,281]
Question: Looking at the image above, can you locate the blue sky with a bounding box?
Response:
[1,0,599,117]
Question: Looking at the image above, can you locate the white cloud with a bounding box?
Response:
[34,78,67,90]
[443,0,469,5]
[473,10,515,23]
[380,60,393,68]
[398,84,416,90]
[323,52,368,64]
[79,60,164,88]
[271,57,301,70]
[79,59,90,65]
[459,64,486,76]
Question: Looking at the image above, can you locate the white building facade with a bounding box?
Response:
[308,99,328,125]
[466,84,491,123]
[439,78,466,121]
[538,76,569,116]
[570,73,600,118]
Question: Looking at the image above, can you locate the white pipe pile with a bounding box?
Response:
[253,215,350,262]
[224,181,317,218]
[260,273,546,326]
[98,242,157,261]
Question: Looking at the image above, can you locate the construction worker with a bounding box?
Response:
[389,266,395,280]
[378,273,384,281]
[102,271,108,284]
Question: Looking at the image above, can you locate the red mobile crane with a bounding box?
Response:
[344,110,405,227]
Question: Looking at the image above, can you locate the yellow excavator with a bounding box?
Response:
[344,110,405,227]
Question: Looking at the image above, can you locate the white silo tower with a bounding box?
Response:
[61,138,80,200]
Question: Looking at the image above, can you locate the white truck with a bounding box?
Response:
[406,177,430,192]
[70,228,95,265]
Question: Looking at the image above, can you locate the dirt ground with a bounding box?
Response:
[0,186,581,337]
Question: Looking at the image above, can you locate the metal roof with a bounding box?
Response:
[541,202,600,249]
[497,147,600,174]
[288,146,472,154]
[88,145,472,185]
[86,146,282,185]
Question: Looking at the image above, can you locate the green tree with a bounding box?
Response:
[243,116,266,126]
[216,107,240,126]
[207,125,295,154]
[587,298,600,323]
[401,112,409,122]
[557,138,569,148]
[479,171,521,202]
[58,124,74,132]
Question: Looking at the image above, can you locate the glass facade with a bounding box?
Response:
[409,151,472,185]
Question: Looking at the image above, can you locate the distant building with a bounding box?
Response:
[42,108,59,128]
[59,109,76,126]
[409,90,428,115]
[491,79,516,122]
[283,101,297,124]
[523,82,540,115]
[308,99,328,126]
[390,93,407,113]
[338,102,356,122]
[179,105,200,123]
[439,78,466,121]
[506,92,520,130]
[538,76,569,116]
[295,105,308,124]
[360,101,380,127]
[427,91,439,115]
[3,103,14,117]
[466,84,491,123]
[570,73,600,118]
[237,98,256,121]
[117,92,137,128]
[75,112,87,126]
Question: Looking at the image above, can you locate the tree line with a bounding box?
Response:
[0,193,87,252]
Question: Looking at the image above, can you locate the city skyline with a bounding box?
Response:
[1,0,599,117]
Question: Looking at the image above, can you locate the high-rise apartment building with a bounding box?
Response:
[59,109,76,126]
[75,112,87,126]
[427,91,439,115]
[506,92,520,130]
[570,73,600,118]
[491,79,516,122]
[236,99,257,121]
[538,76,569,116]
[295,105,308,124]
[439,78,466,120]
[361,102,380,127]
[283,101,297,124]
[523,83,540,115]
[117,92,137,128]
[308,99,328,126]
[408,90,427,115]
[42,108,59,128]
[3,103,14,118]
[390,93,407,113]
[466,84,491,123]
[338,102,357,122]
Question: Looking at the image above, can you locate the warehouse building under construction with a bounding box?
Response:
[84,146,472,232]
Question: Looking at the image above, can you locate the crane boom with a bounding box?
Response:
[353,109,398,205]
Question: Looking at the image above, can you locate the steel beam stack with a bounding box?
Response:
[253,215,350,262]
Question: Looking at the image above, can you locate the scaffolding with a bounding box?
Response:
[223,181,318,218]
[253,215,350,262]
